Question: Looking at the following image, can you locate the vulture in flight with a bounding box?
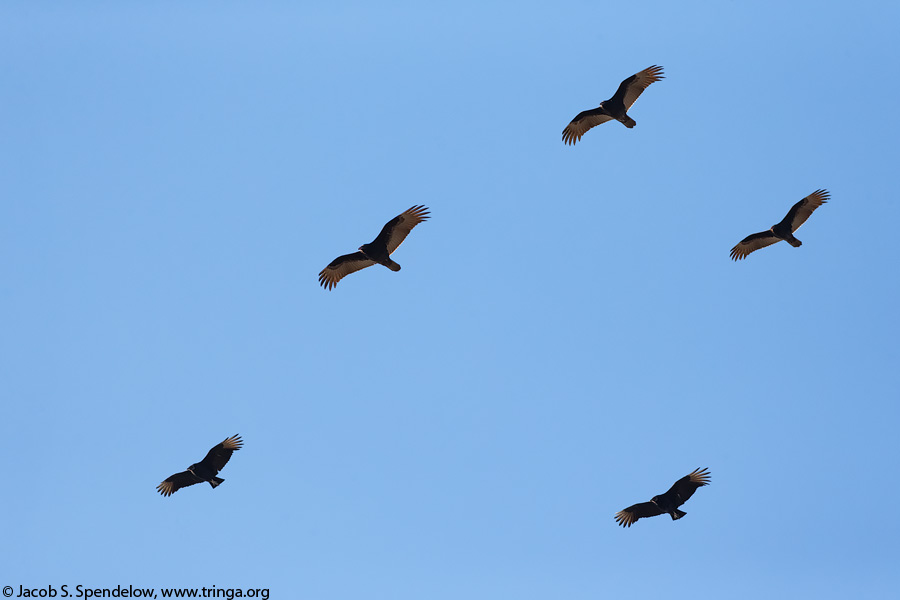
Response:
[318,205,430,290]
[157,435,243,497]
[730,189,829,260]
[562,65,664,145]
[615,468,711,527]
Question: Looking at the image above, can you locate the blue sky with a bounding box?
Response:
[2,1,899,598]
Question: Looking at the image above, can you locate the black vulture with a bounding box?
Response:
[615,468,711,527]
[157,435,243,497]
[318,205,430,290]
[730,189,828,260]
[562,65,664,145]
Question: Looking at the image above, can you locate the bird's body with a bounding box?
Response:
[184,461,222,487]
[649,489,690,521]
[562,65,664,145]
[615,468,711,527]
[358,241,401,271]
[770,220,802,247]
[157,435,243,497]
[730,190,829,260]
[594,95,634,128]
[318,205,429,290]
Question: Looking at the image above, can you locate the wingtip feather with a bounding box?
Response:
[614,510,635,528]
[689,467,711,486]
[222,434,243,450]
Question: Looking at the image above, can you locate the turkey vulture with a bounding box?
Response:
[562,65,664,145]
[614,468,711,527]
[156,435,243,497]
[318,205,430,290]
[730,189,829,260]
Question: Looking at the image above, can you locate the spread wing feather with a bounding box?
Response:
[318,252,376,290]
[617,65,665,109]
[730,231,781,260]
[665,467,711,504]
[781,189,829,232]
[562,108,614,145]
[201,434,243,471]
[374,205,430,254]
[157,470,203,497]
[615,502,665,527]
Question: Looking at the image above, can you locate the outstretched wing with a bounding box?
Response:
[200,434,243,472]
[562,107,614,145]
[781,189,829,233]
[730,231,780,260]
[157,470,203,497]
[318,252,376,290]
[615,501,665,527]
[372,205,430,255]
[664,467,711,506]
[614,65,665,110]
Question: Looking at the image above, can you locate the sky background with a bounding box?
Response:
[2,1,899,598]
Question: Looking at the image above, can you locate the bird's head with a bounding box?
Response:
[650,495,661,506]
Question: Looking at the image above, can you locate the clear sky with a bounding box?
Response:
[2,1,899,598]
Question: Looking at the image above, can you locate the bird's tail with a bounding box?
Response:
[386,261,401,272]
[621,116,636,128]
[209,477,225,489]
[671,509,687,520]
[787,238,802,248]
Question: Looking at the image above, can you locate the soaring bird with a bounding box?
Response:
[730,190,829,260]
[614,468,711,527]
[157,435,243,497]
[562,65,664,145]
[318,205,430,290]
